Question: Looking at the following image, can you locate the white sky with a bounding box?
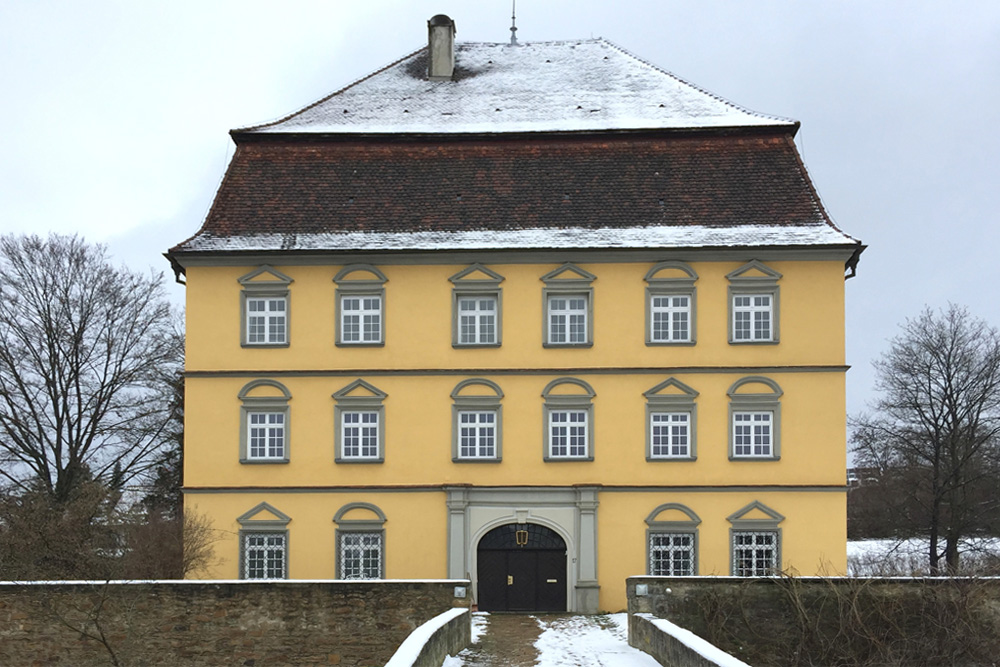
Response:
[2,1,999,421]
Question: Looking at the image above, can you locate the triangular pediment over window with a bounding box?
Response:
[238,265,293,286]
[237,502,291,527]
[449,263,504,286]
[644,377,699,401]
[727,500,785,525]
[726,260,782,283]
[332,379,388,402]
[540,263,596,285]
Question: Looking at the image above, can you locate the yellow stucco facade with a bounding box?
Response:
[182,256,851,611]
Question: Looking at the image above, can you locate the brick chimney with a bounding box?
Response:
[427,14,456,81]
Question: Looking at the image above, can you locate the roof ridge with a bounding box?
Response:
[597,38,797,127]
[234,44,426,133]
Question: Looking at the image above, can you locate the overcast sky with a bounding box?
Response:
[2,1,998,421]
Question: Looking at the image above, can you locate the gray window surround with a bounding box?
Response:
[450,264,504,348]
[542,377,596,462]
[333,379,387,464]
[238,379,292,464]
[451,378,504,463]
[644,261,697,346]
[238,266,293,348]
[727,376,783,461]
[643,378,699,461]
[334,264,387,347]
[645,503,701,576]
[237,501,291,579]
[541,263,596,348]
[333,502,387,579]
[726,260,782,345]
[727,500,785,576]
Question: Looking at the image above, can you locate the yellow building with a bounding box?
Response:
[167,16,863,613]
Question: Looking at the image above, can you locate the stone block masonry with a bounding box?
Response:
[0,580,470,666]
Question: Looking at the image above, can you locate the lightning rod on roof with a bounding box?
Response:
[509,0,518,45]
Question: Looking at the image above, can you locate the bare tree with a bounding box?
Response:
[853,305,1000,573]
[0,234,181,503]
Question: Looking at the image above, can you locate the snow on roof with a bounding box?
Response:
[178,222,857,254]
[242,39,796,135]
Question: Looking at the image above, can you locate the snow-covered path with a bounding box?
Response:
[444,612,660,666]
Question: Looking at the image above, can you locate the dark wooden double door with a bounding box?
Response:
[477,523,567,612]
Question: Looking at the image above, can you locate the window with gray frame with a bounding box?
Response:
[645,503,701,575]
[645,261,697,345]
[238,266,293,347]
[237,502,291,579]
[450,264,504,347]
[238,379,292,464]
[333,379,387,463]
[333,502,387,579]
[451,379,504,462]
[542,377,596,461]
[727,500,784,576]
[541,263,596,347]
[726,260,781,344]
[334,265,387,346]
[727,376,782,460]
[644,378,699,461]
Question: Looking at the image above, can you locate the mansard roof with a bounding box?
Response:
[239,39,795,136]
[168,37,861,261]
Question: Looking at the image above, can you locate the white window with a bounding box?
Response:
[457,297,497,345]
[247,412,285,460]
[732,411,773,457]
[732,531,778,576]
[243,532,286,579]
[334,264,387,347]
[341,411,380,460]
[650,412,690,458]
[547,296,588,344]
[341,296,382,344]
[726,260,781,345]
[458,411,497,459]
[650,295,691,343]
[541,263,596,347]
[732,294,772,342]
[549,410,588,458]
[246,297,287,344]
[239,266,293,347]
[333,379,387,464]
[238,379,292,464]
[339,532,383,579]
[649,533,695,576]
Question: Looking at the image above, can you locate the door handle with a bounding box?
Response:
[507,575,513,585]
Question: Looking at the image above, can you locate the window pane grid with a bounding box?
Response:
[733,294,772,341]
[457,297,497,345]
[458,411,496,458]
[343,411,379,459]
[651,412,690,457]
[733,412,772,457]
[340,532,382,579]
[649,533,694,576]
[548,296,588,344]
[550,410,588,457]
[342,296,381,343]
[244,533,285,579]
[651,295,691,342]
[248,412,284,459]
[733,531,778,576]
[246,297,286,344]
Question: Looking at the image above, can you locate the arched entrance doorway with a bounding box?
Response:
[476,523,567,612]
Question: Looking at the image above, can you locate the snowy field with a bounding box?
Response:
[847,538,1000,575]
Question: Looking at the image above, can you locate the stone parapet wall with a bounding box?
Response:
[0,580,470,666]
[629,612,749,667]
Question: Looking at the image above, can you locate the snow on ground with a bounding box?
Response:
[470,612,489,643]
[533,613,661,667]
[847,538,1000,576]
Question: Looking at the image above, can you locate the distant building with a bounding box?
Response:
[167,15,863,612]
